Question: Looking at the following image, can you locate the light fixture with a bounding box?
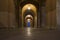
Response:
[28,7,31,10]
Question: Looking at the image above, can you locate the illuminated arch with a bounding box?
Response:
[25,15,33,20]
[22,4,37,15]
[22,4,37,27]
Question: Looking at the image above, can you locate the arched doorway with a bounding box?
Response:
[22,4,37,28]
[18,0,39,28]
[25,15,33,27]
[23,10,34,28]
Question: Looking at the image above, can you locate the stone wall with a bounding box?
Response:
[57,0,60,30]
[0,0,8,27]
[46,0,56,29]
[8,0,16,27]
[0,0,16,28]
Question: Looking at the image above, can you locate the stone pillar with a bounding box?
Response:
[46,0,56,29]
[51,10,56,29]
[34,16,37,28]
[0,0,8,27]
[41,7,46,28]
[51,0,56,29]
[37,7,40,28]
[46,11,51,29]
[8,0,16,28]
[38,12,40,28]
[19,7,22,27]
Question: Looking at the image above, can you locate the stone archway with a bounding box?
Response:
[18,0,40,28]
[23,10,35,28]
[22,4,37,28]
[25,15,33,27]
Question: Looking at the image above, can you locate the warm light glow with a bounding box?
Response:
[27,27,31,36]
[27,15,31,17]
[27,19,30,22]
[25,15,33,20]
[22,4,37,14]
[28,7,31,10]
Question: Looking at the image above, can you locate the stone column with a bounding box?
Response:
[46,0,56,29]
[51,0,56,29]
[19,7,22,28]
[8,0,16,28]
[46,0,51,29]
[37,6,40,28]
[0,0,8,27]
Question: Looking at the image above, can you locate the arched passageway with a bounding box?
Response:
[22,4,37,28]
[25,15,33,27]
